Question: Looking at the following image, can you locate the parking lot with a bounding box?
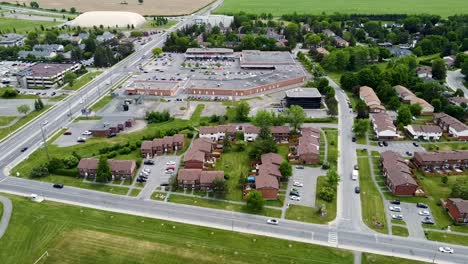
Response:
[385,200,431,238]
[286,166,324,207]
[53,120,99,147]
[136,155,181,199]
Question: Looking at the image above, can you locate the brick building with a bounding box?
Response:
[380,151,418,196]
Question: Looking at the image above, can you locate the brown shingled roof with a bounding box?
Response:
[448,198,468,214]
[78,158,98,170]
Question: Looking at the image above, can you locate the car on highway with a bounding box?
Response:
[266,219,279,225]
[144,160,155,165]
[438,247,454,254]
[293,181,303,187]
[390,200,400,205]
[354,186,360,193]
[416,203,428,208]
[413,142,419,147]
[389,206,401,212]
[290,195,301,201]
[81,131,92,136]
[296,165,304,169]
[20,147,28,152]
[53,183,64,188]
[166,161,176,165]
[391,214,403,220]
[418,210,431,216]
[64,131,72,135]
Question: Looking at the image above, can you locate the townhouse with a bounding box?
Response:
[254,153,283,200]
[404,125,442,141]
[433,113,468,140]
[243,125,260,142]
[445,198,468,224]
[140,134,185,157]
[359,86,385,113]
[271,126,290,142]
[177,169,224,190]
[380,151,419,196]
[183,138,215,169]
[370,112,399,140]
[394,85,434,114]
[77,158,136,180]
[292,127,320,164]
[199,125,237,141]
[412,151,468,172]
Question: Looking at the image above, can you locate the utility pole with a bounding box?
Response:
[40,122,50,161]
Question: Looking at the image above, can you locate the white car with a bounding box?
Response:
[247,136,253,142]
[166,161,176,165]
[81,131,92,136]
[389,206,401,212]
[391,214,403,220]
[143,168,151,173]
[266,219,279,225]
[164,170,174,174]
[290,195,301,201]
[419,210,431,216]
[438,247,454,253]
[293,181,304,187]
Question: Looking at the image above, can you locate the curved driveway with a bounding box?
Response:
[0,196,12,239]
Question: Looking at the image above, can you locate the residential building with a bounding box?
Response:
[445,198,468,224]
[322,29,349,47]
[0,33,25,47]
[140,134,185,158]
[199,125,237,142]
[443,55,456,68]
[404,125,442,141]
[194,15,234,29]
[284,88,322,109]
[78,158,136,180]
[416,66,432,80]
[359,86,385,113]
[291,127,320,164]
[380,151,418,196]
[412,151,468,172]
[394,85,433,114]
[96,32,115,42]
[177,169,224,190]
[183,138,214,169]
[90,119,135,137]
[370,113,398,140]
[448,97,468,107]
[433,113,468,140]
[255,153,283,200]
[271,126,290,142]
[243,125,260,142]
[18,44,65,60]
[16,63,81,89]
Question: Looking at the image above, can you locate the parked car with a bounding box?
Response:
[293,181,304,188]
[64,131,72,135]
[81,131,92,136]
[405,151,412,156]
[354,186,360,193]
[422,217,434,225]
[166,161,176,165]
[20,147,28,152]
[164,170,174,174]
[77,137,86,143]
[378,141,384,147]
[389,206,401,212]
[290,196,301,201]
[352,137,356,142]
[413,142,419,147]
[53,183,64,189]
[160,182,169,187]
[136,178,146,183]
[417,203,428,208]
[144,160,155,165]
[391,214,403,220]
[289,191,300,197]
[382,141,388,146]
[266,219,279,225]
[438,247,454,254]
[354,165,359,170]
[143,167,151,173]
[296,165,304,169]
[107,133,117,138]
[247,136,254,142]
[390,200,401,205]
[418,210,431,216]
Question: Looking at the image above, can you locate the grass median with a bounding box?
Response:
[63,71,103,91]
[0,106,50,141]
[323,128,338,166]
[392,226,409,237]
[425,231,468,246]
[362,253,429,264]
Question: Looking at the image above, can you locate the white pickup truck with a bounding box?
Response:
[352,169,359,180]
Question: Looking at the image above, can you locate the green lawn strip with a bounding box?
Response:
[168,194,282,218]
[89,95,113,112]
[362,253,429,264]
[0,106,50,141]
[151,191,168,201]
[63,71,103,91]
[141,19,178,30]
[190,104,205,124]
[285,176,336,224]
[277,144,289,160]
[0,116,16,126]
[73,116,103,122]
[47,94,68,102]
[345,91,357,110]
[323,128,338,166]
[128,188,141,197]
[356,136,367,145]
[392,226,409,237]
[0,194,352,264]
[391,219,406,225]
[319,131,325,163]
[357,153,388,234]
[425,231,468,246]
[304,117,338,123]
[0,16,60,33]
[422,142,468,151]
[265,196,284,207]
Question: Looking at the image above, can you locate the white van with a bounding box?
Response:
[352,170,358,181]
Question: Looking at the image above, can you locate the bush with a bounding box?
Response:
[0,87,18,98]
[107,151,117,158]
[55,168,78,177]
[30,165,49,178]
[62,156,79,169]
[118,147,132,155]
[318,186,335,202]
[146,110,172,124]
[322,162,330,170]
[186,131,194,138]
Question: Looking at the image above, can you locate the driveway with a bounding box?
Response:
[287,166,324,207]
[137,155,181,199]
[358,141,425,156]
[446,70,467,97]
[385,200,427,239]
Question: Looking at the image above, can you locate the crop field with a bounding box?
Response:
[215,0,468,17]
[9,0,213,16]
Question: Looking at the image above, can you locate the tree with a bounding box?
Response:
[441,176,448,184]
[96,156,111,183]
[431,98,443,112]
[130,31,144,37]
[279,161,292,179]
[326,97,338,117]
[63,72,77,87]
[409,103,422,117]
[252,110,273,128]
[138,0,144,3]
[17,104,30,115]
[286,105,306,132]
[234,101,250,122]
[431,58,447,80]
[396,105,412,126]
[353,119,369,138]
[152,47,163,57]
[212,178,227,196]
[340,72,359,91]
[356,99,369,118]
[461,60,468,82]
[0,87,18,98]
[318,186,335,202]
[326,167,340,188]
[30,165,49,178]
[70,7,76,13]
[245,191,264,211]
[30,1,39,8]
[223,135,231,152]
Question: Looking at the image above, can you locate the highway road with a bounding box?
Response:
[0,0,468,262]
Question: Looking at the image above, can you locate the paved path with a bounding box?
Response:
[0,195,12,239]
[354,251,362,264]
[321,128,328,163]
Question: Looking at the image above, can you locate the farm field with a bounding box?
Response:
[215,0,468,17]
[0,194,353,264]
[9,0,213,16]
[0,16,60,33]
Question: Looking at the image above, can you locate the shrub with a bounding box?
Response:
[318,186,335,202]
[30,165,49,178]
[1,87,18,98]
[107,151,117,158]
[55,168,78,177]
[118,147,131,155]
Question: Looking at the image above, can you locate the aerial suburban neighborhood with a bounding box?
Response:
[0,0,467,263]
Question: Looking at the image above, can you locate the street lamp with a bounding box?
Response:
[40,121,50,161]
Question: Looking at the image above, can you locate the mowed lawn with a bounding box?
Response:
[63,71,103,91]
[0,17,60,33]
[362,253,429,264]
[0,194,353,264]
[215,0,468,17]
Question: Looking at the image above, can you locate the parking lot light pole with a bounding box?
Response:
[40,122,50,161]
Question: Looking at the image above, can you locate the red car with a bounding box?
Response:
[166,166,175,171]
[64,131,72,135]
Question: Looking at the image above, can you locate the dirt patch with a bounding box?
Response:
[10,0,213,16]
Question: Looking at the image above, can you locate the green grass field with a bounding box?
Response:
[323,128,338,167]
[214,0,468,17]
[63,71,103,91]
[89,95,113,112]
[0,194,353,264]
[392,226,409,237]
[0,116,16,126]
[141,19,178,30]
[0,17,60,33]
[425,231,468,246]
[0,106,50,141]
[362,253,429,264]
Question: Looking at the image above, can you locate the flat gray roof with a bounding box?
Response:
[240,50,295,66]
[286,88,322,98]
[186,48,234,54]
[128,80,179,90]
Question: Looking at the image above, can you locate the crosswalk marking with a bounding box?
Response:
[328,231,338,243]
